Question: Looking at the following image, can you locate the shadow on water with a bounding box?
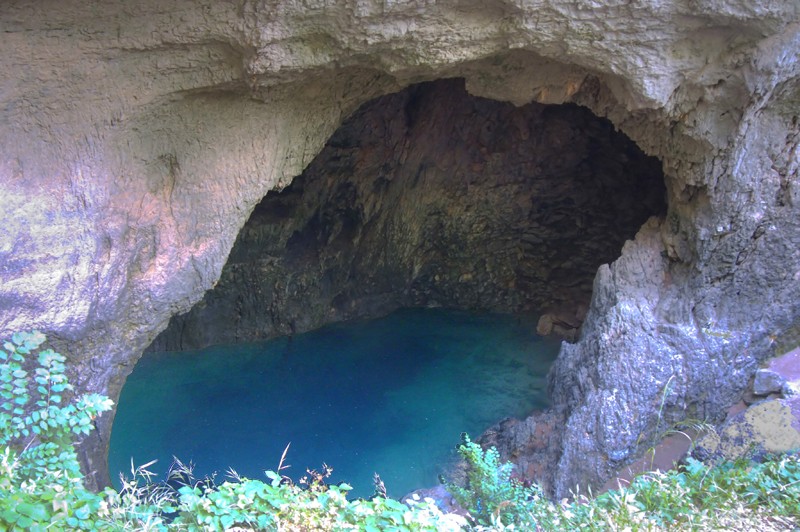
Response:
[109,308,560,498]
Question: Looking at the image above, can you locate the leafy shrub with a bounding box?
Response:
[622,454,800,528]
[171,473,463,531]
[446,434,543,528]
[449,432,800,531]
[0,331,116,530]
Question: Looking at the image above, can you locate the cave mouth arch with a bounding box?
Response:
[119,78,666,493]
[150,77,666,351]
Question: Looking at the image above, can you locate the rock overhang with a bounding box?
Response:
[149,77,668,352]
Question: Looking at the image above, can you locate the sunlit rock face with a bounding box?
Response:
[0,0,798,496]
[150,79,665,351]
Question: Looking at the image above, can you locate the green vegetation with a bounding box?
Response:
[2,331,799,531]
[448,426,800,530]
[446,434,544,527]
[0,331,113,530]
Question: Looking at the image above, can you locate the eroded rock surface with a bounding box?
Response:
[1,0,798,495]
[695,346,800,463]
[150,79,664,351]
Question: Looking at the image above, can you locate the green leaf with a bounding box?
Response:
[74,504,91,520]
[22,331,46,350]
[16,503,50,522]
[1,508,20,523]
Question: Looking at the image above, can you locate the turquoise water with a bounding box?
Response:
[109,308,560,498]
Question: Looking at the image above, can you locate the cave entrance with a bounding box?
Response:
[150,78,666,349]
[110,78,666,496]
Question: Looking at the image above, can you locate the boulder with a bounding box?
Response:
[694,397,800,462]
[754,369,787,396]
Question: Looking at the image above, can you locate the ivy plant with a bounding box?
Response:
[0,331,115,530]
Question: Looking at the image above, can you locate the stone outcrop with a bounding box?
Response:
[696,398,800,461]
[1,0,798,496]
[694,347,800,463]
[149,79,664,351]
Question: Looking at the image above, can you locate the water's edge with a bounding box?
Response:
[109,308,559,498]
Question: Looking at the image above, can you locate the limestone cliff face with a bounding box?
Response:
[150,79,664,351]
[0,0,798,495]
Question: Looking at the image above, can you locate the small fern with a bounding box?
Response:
[447,433,543,528]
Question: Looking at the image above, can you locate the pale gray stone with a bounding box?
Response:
[754,369,787,396]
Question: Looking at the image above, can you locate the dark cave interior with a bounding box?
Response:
[149,78,666,352]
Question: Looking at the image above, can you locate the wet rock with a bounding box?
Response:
[536,312,581,342]
[536,314,555,336]
[742,376,762,406]
[478,411,563,495]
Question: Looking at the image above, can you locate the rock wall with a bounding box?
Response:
[1,0,798,495]
[150,78,665,351]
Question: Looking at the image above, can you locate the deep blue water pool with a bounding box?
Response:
[109,308,559,498]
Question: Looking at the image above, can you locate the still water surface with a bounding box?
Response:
[109,308,559,498]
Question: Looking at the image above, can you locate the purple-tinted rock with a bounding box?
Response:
[754,369,787,396]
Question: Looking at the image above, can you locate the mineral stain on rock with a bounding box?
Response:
[696,346,800,462]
